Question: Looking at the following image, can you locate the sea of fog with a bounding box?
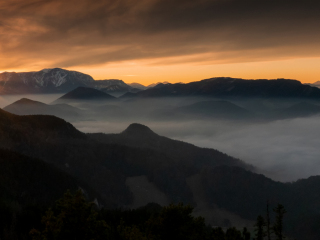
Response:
[73,117,320,183]
[1,93,319,183]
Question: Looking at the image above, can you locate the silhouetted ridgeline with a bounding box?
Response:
[3,98,81,121]
[52,86,116,104]
[1,68,320,101]
[121,78,320,99]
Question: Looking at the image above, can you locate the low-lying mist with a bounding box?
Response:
[73,116,320,182]
[1,93,320,182]
[0,94,64,108]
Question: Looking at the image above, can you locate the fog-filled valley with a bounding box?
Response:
[74,116,320,183]
[3,92,319,182]
[2,72,320,239]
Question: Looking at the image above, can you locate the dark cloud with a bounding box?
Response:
[1,0,320,69]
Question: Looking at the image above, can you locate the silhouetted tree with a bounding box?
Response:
[242,227,251,240]
[225,227,242,240]
[117,219,150,240]
[211,227,225,240]
[254,215,266,240]
[146,203,206,240]
[30,190,109,240]
[273,204,287,240]
[266,201,271,240]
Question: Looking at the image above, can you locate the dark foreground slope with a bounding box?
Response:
[199,166,320,240]
[0,149,103,240]
[0,149,97,206]
[1,109,320,239]
[0,109,248,206]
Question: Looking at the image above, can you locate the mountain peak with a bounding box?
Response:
[14,98,45,105]
[58,87,116,100]
[122,123,157,137]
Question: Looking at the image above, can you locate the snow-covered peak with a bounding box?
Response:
[41,68,54,73]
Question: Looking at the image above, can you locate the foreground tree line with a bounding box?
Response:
[26,191,287,240]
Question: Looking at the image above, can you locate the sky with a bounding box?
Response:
[1,0,320,85]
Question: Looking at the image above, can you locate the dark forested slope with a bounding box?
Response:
[1,109,320,239]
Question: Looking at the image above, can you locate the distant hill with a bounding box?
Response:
[3,98,81,121]
[122,78,320,99]
[3,97,129,121]
[148,100,255,120]
[89,123,251,169]
[128,82,147,90]
[146,81,171,88]
[307,81,320,89]
[53,87,116,104]
[273,102,320,119]
[0,108,86,143]
[94,79,141,96]
[0,68,138,95]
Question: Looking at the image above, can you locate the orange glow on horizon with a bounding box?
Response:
[74,57,320,85]
[1,57,320,86]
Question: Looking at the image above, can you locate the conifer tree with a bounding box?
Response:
[266,201,271,240]
[254,215,266,240]
[242,227,251,240]
[30,190,109,240]
[273,204,287,240]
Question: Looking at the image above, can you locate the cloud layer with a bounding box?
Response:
[1,0,320,71]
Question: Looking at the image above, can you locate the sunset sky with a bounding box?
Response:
[1,0,320,85]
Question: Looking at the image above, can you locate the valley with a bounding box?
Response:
[1,70,320,239]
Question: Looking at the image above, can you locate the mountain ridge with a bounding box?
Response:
[0,68,138,95]
[3,98,82,121]
[121,77,320,99]
[53,87,116,104]
[1,111,320,238]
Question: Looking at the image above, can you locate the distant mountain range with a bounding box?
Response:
[127,82,147,90]
[122,77,320,99]
[0,68,140,95]
[146,81,171,88]
[0,68,94,94]
[2,68,320,100]
[308,81,320,89]
[4,94,320,122]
